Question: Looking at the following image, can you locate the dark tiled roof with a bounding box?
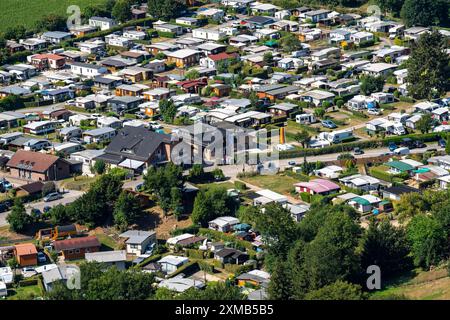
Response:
[103,126,171,162]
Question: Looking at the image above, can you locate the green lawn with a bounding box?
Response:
[370,268,450,300]
[7,284,43,300]
[97,233,119,250]
[60,175,99,191]
[240,174,300,195]
[0,0,108,32]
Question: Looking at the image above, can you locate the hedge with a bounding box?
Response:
[135,253,163,269]
[224,263,253,275]
[184,248,206,259]
[234,181,247,190]
[19,278,38,287]
[170,224,200,237]
[168,261,199,278]
[279,133,443,159]
[369,167,398,183]
[198,261,215,274]
[157,31,176,38]
[198,228,257,258]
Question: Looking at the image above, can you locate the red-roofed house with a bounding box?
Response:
[294,178,340,195]
[14,243,38,267]
[177,77,208,94]
[200,52,239,69]
[54,236,101,260]
[7,150,71,181]
[30,54,66,70]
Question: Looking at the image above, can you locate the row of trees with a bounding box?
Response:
[7,170,143,233]
[242,185,450,299]
[47,261,243,300]
[237,202,414,299]
[377,0,449,27]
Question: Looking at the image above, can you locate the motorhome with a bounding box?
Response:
[319,129,353,144]
[295,113,317,125]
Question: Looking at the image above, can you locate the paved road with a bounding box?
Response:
[0,190,84,227]
[206,143,441,179]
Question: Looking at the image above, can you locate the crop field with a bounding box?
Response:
[0,0,108,32]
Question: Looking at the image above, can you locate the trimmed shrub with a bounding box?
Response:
[234,181,247,190]
[168,261,199,278]
[184,249,206,259]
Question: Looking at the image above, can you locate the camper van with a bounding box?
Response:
[319,129,353,144]
[393,147,410,155]
[296,113,317,125]
[392,123,406,135]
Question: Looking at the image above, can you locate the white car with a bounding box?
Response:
[21,267,37,278]
[367,109,381,115]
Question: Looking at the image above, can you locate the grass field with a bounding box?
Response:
[371,268,450,300]
[0,0,108,32]
[240,174,299,195]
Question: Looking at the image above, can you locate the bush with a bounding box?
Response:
[19,278,38,287]
[369,167,397,183]
[234,181,247,190]
[171,224,200,236]
[168,261,199,278]
[198,261,215,274]
[299,192,311,203]
[184,249,205,259]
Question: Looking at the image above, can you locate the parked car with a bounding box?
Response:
[413,140,426,148]
[439,139,446,148]
[43,192,63,202]
[321,120,337,129]
[388,142,397,152]
[353,147,364,155]
[0,203,8,213]
[288,161,296,166]
[22,267,37,278]
[1,180,12,190]
[367,108,381,115]
[135,183,144,192]
[135,111,148,119]
[30,208,42,217]
[65,99,76,106]
[69,137,85,145]
[394,147,410,155]
[37,252,47,263]
[43,206,52,213]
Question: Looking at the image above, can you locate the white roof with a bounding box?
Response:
[255,189,287,202]
[209,216,239,227]
[358,194,381,204]
[438,175,450,183]
[158,277,205,292]
[119,158,145,169]
[166,233,195,245]
[158,255,189,266]
[165,49,200,59]
[23,120,54,129]
[0,267,13,284]
[400,159,423,168]
[248,269,271,280]
[362,63,397,73]
[85,250,127,263]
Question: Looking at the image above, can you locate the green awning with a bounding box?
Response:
[352,197,371,206]
[265,40,278,47]
[386,161,414,172]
